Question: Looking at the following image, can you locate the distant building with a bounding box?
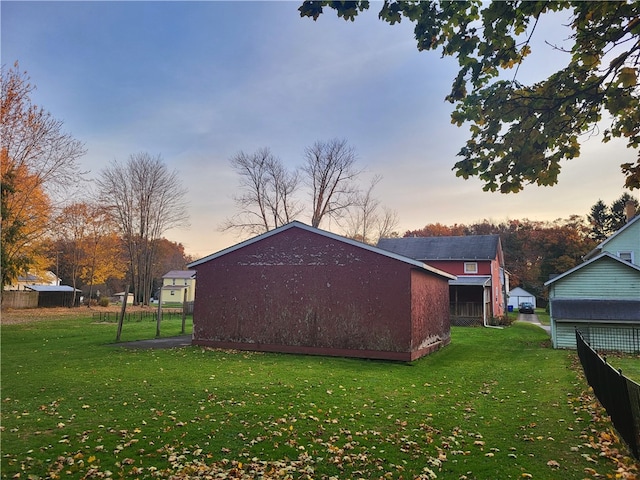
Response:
[377,235,508,326]
[160,270,196,303]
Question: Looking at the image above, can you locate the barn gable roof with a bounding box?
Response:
[509,286,535,297]
[188,221,456,280]
[544,251,640,286]
[377,235,501,261]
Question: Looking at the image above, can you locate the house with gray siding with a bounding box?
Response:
[545,215,640,351]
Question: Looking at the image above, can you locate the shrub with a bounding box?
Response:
[98,297,110,307]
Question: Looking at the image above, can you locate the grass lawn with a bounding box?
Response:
[1,314,638,479]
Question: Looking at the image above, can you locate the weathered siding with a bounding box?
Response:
[410,269,451,359]
[549,257,640,299]
[1,290,39,309]
[192,227,450,360]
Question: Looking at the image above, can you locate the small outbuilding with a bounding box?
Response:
[187,221,456,361]
[507,287,537,310]
[25,285,82,308]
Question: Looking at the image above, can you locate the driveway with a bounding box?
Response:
[517,313,550,335]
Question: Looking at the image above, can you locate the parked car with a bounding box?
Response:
[519,302,535,314]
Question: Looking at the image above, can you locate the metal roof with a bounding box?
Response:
[25,285,81,292]
[377,235,501,261]
[449,276,491,286]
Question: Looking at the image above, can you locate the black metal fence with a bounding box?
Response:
[576,329,640,460]
[93,309,187,323]
[578,325,640,354]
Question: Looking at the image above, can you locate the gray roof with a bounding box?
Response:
[450,276,491,286]
[551,299,640,322]
[162,270,196,279]
[25,285,81,292]
[377,235,501,261]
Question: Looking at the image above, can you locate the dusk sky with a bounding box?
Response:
[3,1,638,259]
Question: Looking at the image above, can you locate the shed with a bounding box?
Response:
[507,287,536,309]
[25,285,82,308]
[187,221,456,361]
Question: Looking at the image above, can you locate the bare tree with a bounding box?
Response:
[97,153,189,305]
[302,138,361,228]
[344,175,399,244]
[221,148,302,235]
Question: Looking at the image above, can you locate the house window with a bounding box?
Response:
[618,251,634,263]
[170,290,175,296]
[464,262,478,274]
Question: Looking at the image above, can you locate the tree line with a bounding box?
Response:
[402,194,639,301]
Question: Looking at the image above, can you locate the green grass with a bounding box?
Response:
[534,309,550,325]
[1,316,638,479]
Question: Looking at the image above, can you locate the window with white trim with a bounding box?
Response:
[464,262,478,274]
[618,251,634,263]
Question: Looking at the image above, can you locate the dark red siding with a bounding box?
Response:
[192,227,450,361]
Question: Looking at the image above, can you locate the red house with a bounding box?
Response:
[377,235,508,326]
[187,222,455,361]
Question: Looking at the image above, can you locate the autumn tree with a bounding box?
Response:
[401,217,597,299]
[300,1,640,192]
[150,238,194,296]
[1,63,85,288]
[49,202,125,305]
[97,153,189,305]
[222,148,302,235]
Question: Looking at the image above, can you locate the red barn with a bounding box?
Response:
[188,222,455,361]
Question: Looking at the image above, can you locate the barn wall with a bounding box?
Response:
[192,229,426,359]
[410,269,451,359]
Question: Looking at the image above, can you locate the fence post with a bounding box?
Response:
[115,285,129,342]
[156,287,162,338]
[181,289,187,334]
